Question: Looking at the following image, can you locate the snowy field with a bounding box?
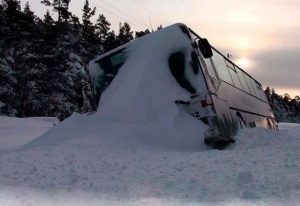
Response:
[0,115,300,206]
[0,116,58,155]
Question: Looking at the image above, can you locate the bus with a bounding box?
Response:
[88,23,277,148]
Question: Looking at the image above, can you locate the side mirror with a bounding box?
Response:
[198,38,213,58]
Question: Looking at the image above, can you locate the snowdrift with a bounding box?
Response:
[23,24,209,150]
[0,116,57,154]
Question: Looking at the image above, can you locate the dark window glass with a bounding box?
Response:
[96,49,126,75]
[211,50,233,85]
[168,52,196,94]
[244,73,256,96]
[225,61,243,89]
[237,69,249,93]
[251,79,261,99]
[205,58,218,79]
[258,85,268,102]
[94,49,126,105]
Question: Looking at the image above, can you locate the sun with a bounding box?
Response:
[237,58,250,68]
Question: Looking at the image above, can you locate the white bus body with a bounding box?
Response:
[88,23,276,147]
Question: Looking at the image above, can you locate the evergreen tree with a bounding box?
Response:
[103,30,118,52]
[2,0,22,35]
[117,22,133,45]
[264,86,271,102]
[0,4,4,41]
[157,25,163,30]
[82,0,96,41]
[135,29,150,39]
[41,0,72,36]
[41,0,71,23]
[20,2,36,33]
[42,9,57,42]
[95,14,111,44]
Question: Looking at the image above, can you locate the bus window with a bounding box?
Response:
[211,50,233,85]
[251,79,262,99]
[225,61,243,90]
[92,49,126,105]
[203,58,218,79]
[259,85,268,102]
[249,78,259,98]
[254,82,264,100]
[244,74,256,96]
[97,49,126,75]
[236,69,250,93]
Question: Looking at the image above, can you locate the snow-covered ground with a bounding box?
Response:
[0,116,58,154]
[0,115,300,206]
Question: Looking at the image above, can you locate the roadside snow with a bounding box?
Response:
[0,115,300,206]
[0,116,58,154]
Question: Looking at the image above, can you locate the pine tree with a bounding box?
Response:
[42,10,57,41]
[157,25,163,30]
[135,29,150,39]
[117,22,133,45]
[264,86,271,102]
[20,2,36,33]
[0,4,4,40]
[41,0,72,36]
[41,0,71,23]
[82,0,96,41]
[2,0,22,35]
[95,14,111,44]
[103,30,118,52]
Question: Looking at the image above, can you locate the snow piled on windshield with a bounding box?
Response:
[90,23,206,123]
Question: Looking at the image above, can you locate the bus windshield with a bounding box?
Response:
[92,49,126,105]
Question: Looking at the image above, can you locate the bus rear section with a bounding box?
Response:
[185,28,277,146]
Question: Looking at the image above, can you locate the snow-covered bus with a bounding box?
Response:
[88,23,276,147]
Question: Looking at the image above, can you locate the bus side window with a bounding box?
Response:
[237,69,250,94]
[211,50,234,85]
[226,61,243,90]
[244,73,256,96]
[205,58,218,79]
[251,79,262,99]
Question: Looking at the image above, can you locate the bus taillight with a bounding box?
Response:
[201,100,212,107]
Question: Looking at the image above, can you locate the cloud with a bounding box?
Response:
[250,48,300,90]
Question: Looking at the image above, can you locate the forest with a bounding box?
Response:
[0,0,299,123]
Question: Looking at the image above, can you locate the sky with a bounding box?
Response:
[20,0,300,98]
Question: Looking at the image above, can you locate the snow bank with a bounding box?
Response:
[23,24,209,149]
[1,119,300,205]
[22,108,207,152]
[0,116,58,154]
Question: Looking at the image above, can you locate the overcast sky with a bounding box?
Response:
[20,0,300,97]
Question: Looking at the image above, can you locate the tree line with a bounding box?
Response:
[265,87,300,123]
[0,0,299,123]
[0,0,155,120]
